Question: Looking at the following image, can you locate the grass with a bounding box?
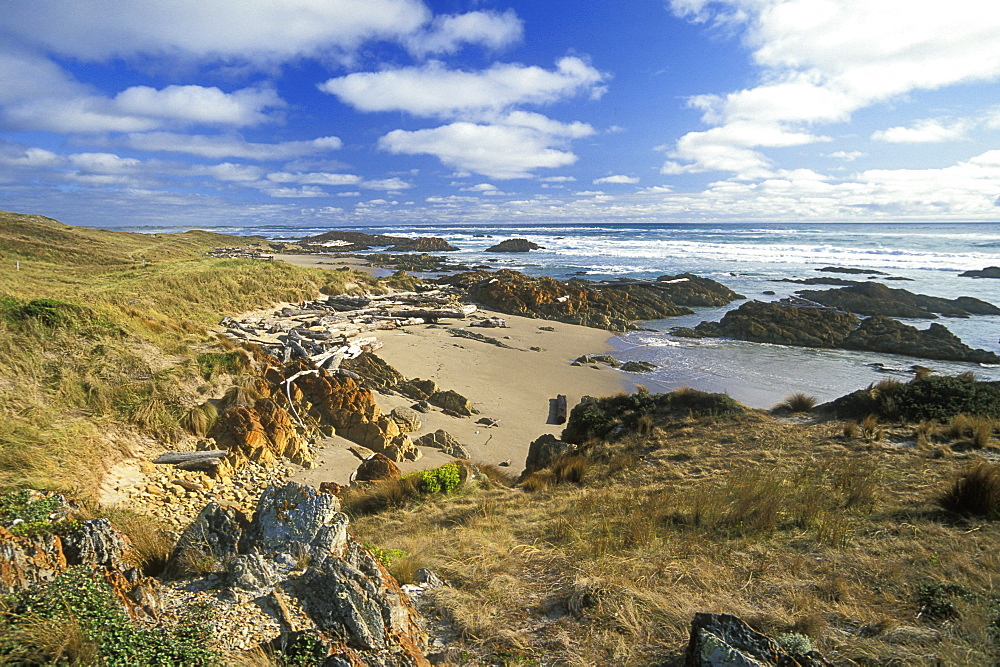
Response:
[346,409,1000,665]
[0,210,392,500]
[938,463,1000,519]
[774,392,818,413]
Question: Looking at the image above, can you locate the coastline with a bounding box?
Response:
[290,306,625,486]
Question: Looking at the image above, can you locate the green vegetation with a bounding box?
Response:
[830,373,1000,422]
[0,567,220,665]
[0,210,393,500]
[414,462,462,494]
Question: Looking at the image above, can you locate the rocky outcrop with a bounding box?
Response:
[650,273,745,306]
[386,237,459,252]
[522,434,577,478]
[340,352,406,391]
[842,317,1000,364]
[796,282,1000,318]
[685,613,830,667]
[167,482,429,665]
[960,266,1000,278]
[414,430,471,459]
[485,238,543,252]
[682,300,1000,364]
[442,269,717,331]
[428,389,477,416]
[391,406,423,432]
[297,230,408,252]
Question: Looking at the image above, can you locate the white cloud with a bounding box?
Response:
[826,150,863,161]
[267,171,362,186]
[261,185,329,198]
[871,118,970,143]
[113,85,283,126]
[406,10,523,56]
[594,175,640,185]
[319,57,606,118]
[664,0,1000,177]
[123,133,342,159]
[0,144,63,168]
[196,163,264,182]
[379,112,595,179]
[68,152,141,174]
[1,0,431,63]
[362,177,414,190]
[462,183,499,192]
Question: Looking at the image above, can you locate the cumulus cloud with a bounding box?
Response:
[113,85,283,126]
[871,118,970,143]
[319,57,606,118]
[663,0,1000,177]
[123,133,342,159]
[594,175,640,185]
[266,171,362,186]
[0,0,430,63]
[379,112,595,179]
[406,10,523,56]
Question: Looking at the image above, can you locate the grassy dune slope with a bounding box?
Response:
[0,210,378,498]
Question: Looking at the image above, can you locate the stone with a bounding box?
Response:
[340,352,405,391]
[620,360,658,373]
[391,406,423,432]
[685,612,830,667]
[245,482,349,568]
[386,237,459,252]
[413,568,447,588]
[355,453,402,482]
[485,238,543,252]
[522,434,577,478]
[60,518,131,570]
[397,378,438,401]
[428,389,476,416]
[0,527,67,595]
[226,553,279,599]
[170,501,248,572]
[960,266,1000,279]
[414,430,471,459]
[796,282,1000,318]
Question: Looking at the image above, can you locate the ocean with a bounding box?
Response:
[150,220,1000,409]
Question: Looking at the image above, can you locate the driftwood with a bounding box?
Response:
[153,450,227,466]
[548,394,568,425]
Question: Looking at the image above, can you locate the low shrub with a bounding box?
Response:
[830,375,1000,422]
[415,463,462,495]
[938,464,1000,519]
[775,393,818,413]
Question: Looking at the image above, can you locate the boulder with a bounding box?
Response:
[397,378,438,401]
[485,238,543,252]
[415,429,471,459]
[391,406,423,432]
[340,352,406,391]
[960,266,1000,279]
[60,518,131,570]
[842,317,1000,364]
[522,434,578,478]
[0,527,67,595]
[244,482,349,568]
[620,360,658,373]
[386,237,459,252]
[428,389,477,416]
[170,501,248,571]
[685,612,829,667]
[796,282,1000,318]
[355,453,402,482]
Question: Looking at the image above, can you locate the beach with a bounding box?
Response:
[289,306,625,486]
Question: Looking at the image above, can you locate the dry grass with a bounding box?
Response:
[348,414,1000,665]
[939,463,1000,519]
[775,392,818,413]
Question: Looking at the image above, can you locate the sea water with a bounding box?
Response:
[142,221,1000,409]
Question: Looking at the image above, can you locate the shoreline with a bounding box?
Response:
[290,306,625,486]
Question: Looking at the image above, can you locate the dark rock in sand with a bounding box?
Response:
[522,433,578,478]
[486,238,543,252]
[355,453,402,482]
[340,352,405,391]
[960,266,1000,279]
[620,360,658,373]
[796,282,1000,318]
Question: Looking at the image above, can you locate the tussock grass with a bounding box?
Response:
[0,210,391,500]
[775,392,818,413]
[939,463,1000,518]
[347,412,1000,665]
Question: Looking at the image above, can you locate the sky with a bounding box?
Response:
[2,0,1000,230]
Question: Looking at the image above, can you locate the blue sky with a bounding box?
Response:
[2,0,1000,229]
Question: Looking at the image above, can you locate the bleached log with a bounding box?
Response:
[153,450,227,465]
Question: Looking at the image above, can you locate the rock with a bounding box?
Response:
[340,352,405,391]
[415,430,471,458]
[691,300,1000,363]
[391,406,423,433]
[960,266,1000,278]
[397,378,438,401]
[795,282,1000,318]
[485,238,543,252]
[651,273,746,307]
[355,453,402,482]
[386,237,459,252]
[428,389,476,416]
[0,527,67,595]
[244,482,349,568]
[842,317,1000,364]
[319,481,343,495]
[297,230,409,251]
[411,400,431,413]
[522,434,578,478]
[60,518,131,570]
[348,445,377,460]
[226,552,279,598]
[413,568,446,588]
[817,266,887,275]
[440,269,725,331]
[170,501,248,572]
[685,612,830,666]
[620,360,658,373]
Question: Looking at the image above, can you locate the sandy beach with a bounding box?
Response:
[289,306,625,487]
[272,252,391,276]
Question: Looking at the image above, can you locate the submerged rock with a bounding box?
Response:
[959,266,1000,278]
[795,282,1000,318]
